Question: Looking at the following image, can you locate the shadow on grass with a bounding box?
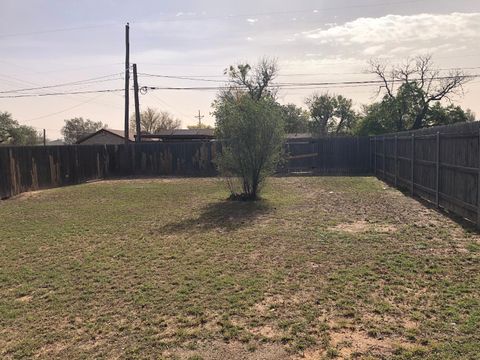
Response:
[161,199,272,233]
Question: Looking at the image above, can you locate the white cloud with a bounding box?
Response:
[362,45,385,56]
[246,18,258,23]
[303,12,480,45]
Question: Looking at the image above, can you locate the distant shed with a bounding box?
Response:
[76,129,134,145]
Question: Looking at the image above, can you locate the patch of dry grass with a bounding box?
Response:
[0,177,479,359]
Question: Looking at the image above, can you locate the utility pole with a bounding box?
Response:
[195,110,204,127]
[124,22,130,144]
[133,63,141,143]
[43,129,46,146]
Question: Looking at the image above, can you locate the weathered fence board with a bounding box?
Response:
[371,121,480,226]
[0,141,218,199]
[282,137,371,175]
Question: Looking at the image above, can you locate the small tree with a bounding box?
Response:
[62,117,104,144]
[214,94,284,200]
[214,58,285,200]
[129,107,181,134]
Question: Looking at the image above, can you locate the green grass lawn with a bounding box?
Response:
[0,177,479,359]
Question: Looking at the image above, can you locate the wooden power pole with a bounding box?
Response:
[43,129,46,146]
[133,63,141,143]
[124,22,130,144]
[195,110,204,127]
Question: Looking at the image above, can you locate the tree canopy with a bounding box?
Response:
[61,117,105,144]
[281,104,310,134]
[130,107,181,134]
[369,55,470,131]
[0,112,42,145]
[306,93,357,135]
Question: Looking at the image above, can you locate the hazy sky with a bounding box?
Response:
[1,0,479,139]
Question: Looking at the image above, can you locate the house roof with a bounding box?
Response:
[286,133,313,139]
[139,128,215,140]
[45,139,65,146]
[76,128,134,144]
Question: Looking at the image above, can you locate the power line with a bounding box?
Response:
[21,94,106,123]
[132,0,432,24]
[136,66,480,83]
[0,88,124,99]
[0,23,117,39]
[0,0,432,39]
[139,73,224,83]
[2,74,478,98]
[0,73,124,94]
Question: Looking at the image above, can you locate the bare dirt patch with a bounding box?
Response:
[330,220,397,234]
[15,295,32,303]
[165,341,289,360]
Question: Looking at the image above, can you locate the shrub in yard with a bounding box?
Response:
[213,93,285,200]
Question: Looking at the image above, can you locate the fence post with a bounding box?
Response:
[436,132,440,208]
[382,136,386,179]
[394,135,398,188]
[411,133,415,196]
[374,137,377,176]
[477,128,480,228]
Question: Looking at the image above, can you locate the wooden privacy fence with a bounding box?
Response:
[0,141,218,199]
[282,136,371,175]
[371,121,480,226]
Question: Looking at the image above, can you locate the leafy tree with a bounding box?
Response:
[369,55,470,130]
[223,58,278,101]
[214,95,284,200]
[280,104,310,133]
[0,111,16,143]
[355,101,476,136]
[130,107,181,134]
[355,101,399,136]
[62,117,104,144]
[10,126,42,145]
[305,93,357,135]
[214,58,284,200]
[425,103,475,127]
[0,111,42,145]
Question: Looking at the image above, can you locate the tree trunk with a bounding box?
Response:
[412,106,429,130]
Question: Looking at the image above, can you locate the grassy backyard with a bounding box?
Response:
[0,177,479,359]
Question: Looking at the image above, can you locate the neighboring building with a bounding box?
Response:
[76,129,134,145]
[286,133,313,141]
[45,139,66,146]
[138,129,215,142]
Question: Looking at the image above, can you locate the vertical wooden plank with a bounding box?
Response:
[382,136,386,179]
[477,128,480,228]
[394,135,398,188]
[374,137,377,176]
[436,131,440,207]
[411,133,415,196]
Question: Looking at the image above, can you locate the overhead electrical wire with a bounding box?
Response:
[0,0,433,39]
[0,73,124,94]
[2,74,478,98]
[22,94,107,123]
[0,88,124,99]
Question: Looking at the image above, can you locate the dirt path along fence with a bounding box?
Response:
[371,121,480,227]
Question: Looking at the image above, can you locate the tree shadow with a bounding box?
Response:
[160,199,272,234]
